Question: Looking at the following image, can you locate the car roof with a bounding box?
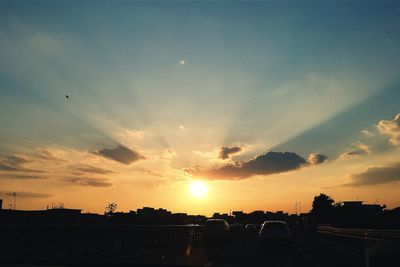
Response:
[262,220,288,225]
[206,219,226,222]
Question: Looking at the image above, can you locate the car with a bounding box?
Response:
[230,223,245,234]
[204,219,231,242]
[258,220,292,248]
[245,223,258,234]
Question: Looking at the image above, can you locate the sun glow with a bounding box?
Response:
[189,180,208,198]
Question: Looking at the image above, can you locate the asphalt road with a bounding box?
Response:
[108,232,366,267]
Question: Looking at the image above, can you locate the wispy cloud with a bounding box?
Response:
[144,170,164,177]
[33,148,66,162]
[0,155,45,174]
[0,174,43,180]
[0,190,53,198]
[340,141,371,160]
[64,177,113,187]
[72,164,115,175]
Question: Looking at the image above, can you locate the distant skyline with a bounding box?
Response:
[1,2,400,216]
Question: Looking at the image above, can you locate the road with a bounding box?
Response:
[107,232,366,267]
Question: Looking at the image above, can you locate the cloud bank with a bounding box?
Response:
[343,162,400,186]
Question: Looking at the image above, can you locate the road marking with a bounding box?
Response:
[186,244,192,256]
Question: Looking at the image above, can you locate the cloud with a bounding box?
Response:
[73,164,115,175]
[307,153,328,165]
[340,141,371,160]
[145,170,164,177]
[64,177,113,187]
[0,190,53,198]
[187,151,326,180]
[360,130,374,138]
[0,173,43,180]
[0,155,45,173]
[33,148,66,162]
[95,145,144,165]
[219,146,242,160]
[343,162,400,186]
[377,113,400,145]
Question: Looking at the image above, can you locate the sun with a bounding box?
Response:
[189,180,208,198]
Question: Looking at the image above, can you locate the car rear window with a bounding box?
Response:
[263,222,287,230]
[206,220,225,227]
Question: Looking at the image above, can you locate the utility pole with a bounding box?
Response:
[294,202,302,216]
[295,202,299,216]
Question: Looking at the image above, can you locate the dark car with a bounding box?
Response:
[204,219,231,242]
[258,220,292,249]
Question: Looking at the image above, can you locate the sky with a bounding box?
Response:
[0,1,400,216]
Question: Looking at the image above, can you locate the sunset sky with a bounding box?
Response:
[1,2,400,216]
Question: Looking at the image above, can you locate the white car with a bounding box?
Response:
[258,220,292,248]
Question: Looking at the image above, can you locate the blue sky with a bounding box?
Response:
[1,2,400,213]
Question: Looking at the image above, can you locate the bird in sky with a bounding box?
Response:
[65,95,70,99]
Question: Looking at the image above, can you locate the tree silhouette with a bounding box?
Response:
[104,202,118,217]
[311,193,334,223]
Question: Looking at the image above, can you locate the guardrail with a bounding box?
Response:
[317,225,400,267]
[317,225,400,240]
[0,224,204,264]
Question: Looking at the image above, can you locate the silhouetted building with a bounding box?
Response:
[0,208,83,224]
[331,201,388,228]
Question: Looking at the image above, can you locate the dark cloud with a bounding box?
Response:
[64,177,113,187]
[0,155,44,173]
[73,164,115,175]
[95,145,144,165]
[377,113,400,146]
[307,153,328,165]
[219,146,242,160]
[0,190,53,198]
[343,162,400,186]
[188,151,312,180]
